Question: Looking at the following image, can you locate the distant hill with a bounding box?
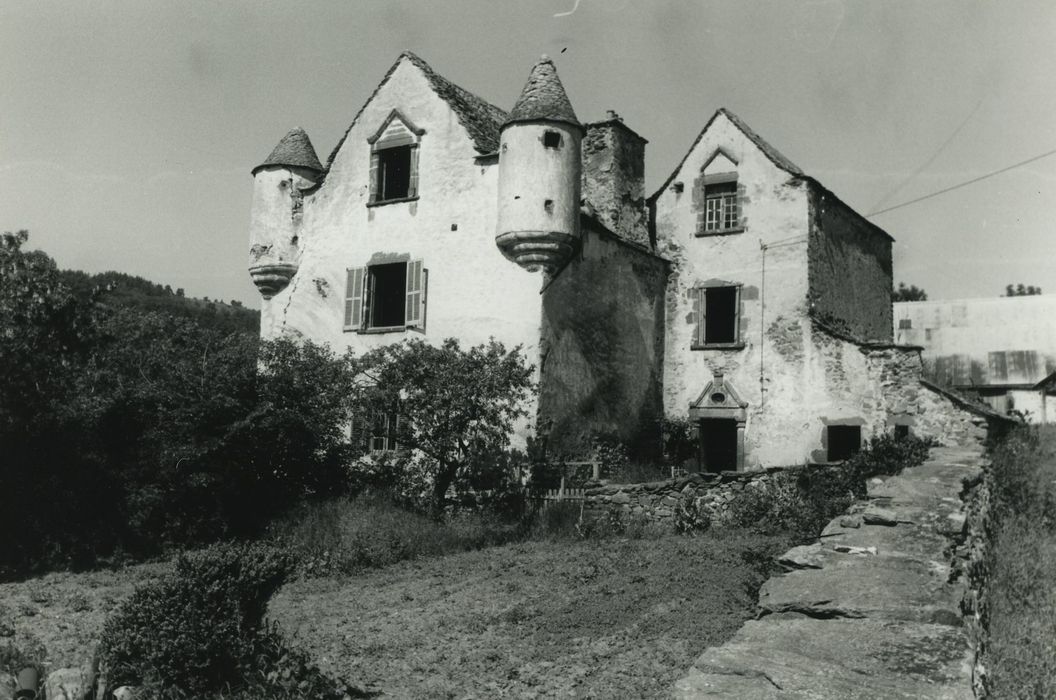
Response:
[59,269,259,335]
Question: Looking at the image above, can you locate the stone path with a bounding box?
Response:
[673,445,986,699]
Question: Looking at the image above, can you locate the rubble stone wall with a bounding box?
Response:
[579,462,845,525]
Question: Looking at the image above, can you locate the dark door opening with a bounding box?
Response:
[827,425,862,462]
[700,418,738,473]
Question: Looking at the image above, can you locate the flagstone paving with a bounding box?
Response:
[674,445,986,699]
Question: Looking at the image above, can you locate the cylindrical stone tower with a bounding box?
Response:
[249,127,323,299]
[496,55,583,273]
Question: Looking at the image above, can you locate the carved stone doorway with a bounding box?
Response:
[689,372,747,472]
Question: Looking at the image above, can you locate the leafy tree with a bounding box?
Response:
[1005,283,1042,297]
[0,231,357,575]
[352,339,535,515]
[892,282,928,302]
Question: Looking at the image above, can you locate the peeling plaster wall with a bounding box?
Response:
[808,184,893,341]
[652,112,978,466]
[259,60,544,441]
[653,112,814,467]
[537,225,667,459]
[894,295,1056,387]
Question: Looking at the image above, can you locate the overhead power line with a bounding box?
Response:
[867,147,1056,218]
[868,98,983,213]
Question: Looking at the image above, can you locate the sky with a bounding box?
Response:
[3,0,1055,307]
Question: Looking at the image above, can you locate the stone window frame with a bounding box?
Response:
[366,109,425,207]
[688,372,748,471]
[343,255,427,334]
[696,148,745,237]
[818,417,866,463]
[691,279,745,350]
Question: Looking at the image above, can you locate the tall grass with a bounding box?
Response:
[981,426,1056,698]
[268,493,523,576]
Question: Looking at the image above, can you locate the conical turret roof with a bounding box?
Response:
[254,127,324,173]
[503,55,581,130]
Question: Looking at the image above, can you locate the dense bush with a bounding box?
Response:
[978,426,1056,698]
[0,232,359,578]
[727,434,934,539]
[673,496,712,535]
[99,543,353,698]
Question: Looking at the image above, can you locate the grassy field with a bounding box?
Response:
[0,562,172,671]
[269,532,790,699]
[0,500,790,698]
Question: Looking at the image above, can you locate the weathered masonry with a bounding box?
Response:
[248,51,992,470]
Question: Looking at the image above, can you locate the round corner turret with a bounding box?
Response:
[249,128,324,299]
[495,56,583,273]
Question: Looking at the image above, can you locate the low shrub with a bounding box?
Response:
[726,474,829,538]
[673,496,711,535]
[726,435,934,539]
[98,542,353,698]
[527,500,584,540]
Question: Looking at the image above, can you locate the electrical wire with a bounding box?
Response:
[867,148,1056,217]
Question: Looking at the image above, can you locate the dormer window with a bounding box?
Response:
[377,146,412,200]
[704,180,738,232]
[697,149,742,235]
[368,110,424,206]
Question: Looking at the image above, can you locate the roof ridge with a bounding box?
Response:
[324,52,507,170]
[649,108,803,202]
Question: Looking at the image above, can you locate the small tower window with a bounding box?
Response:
[543,130,562,149]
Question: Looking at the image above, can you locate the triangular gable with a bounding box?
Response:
[650,108,804,203]
[326,52,507,169]
[689,372,748,422]
[367,109,425,148]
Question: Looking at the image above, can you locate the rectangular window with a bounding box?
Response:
[827,425,862,462]
[894,424,910,441]
[695,285,741,348]
[370,412,399,453]
[703,181,738,232]
[377,146,412,201]
[344,259,426,332]
[898,318,912,329]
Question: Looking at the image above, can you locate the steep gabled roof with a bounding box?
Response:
[650,108,803,202]
[503,55,581,130]
[254,127,324,173]
[325,51,507,169]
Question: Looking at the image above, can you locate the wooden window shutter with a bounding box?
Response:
[405,259,425,330]
[733,285,742,342]
[696,287,707,346]
[407,146,419,199]
[344,267,366,330]
[368,152,380,203]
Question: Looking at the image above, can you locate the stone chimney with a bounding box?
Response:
[581,110,648,246]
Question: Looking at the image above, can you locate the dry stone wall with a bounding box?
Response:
[579,462,846,525]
